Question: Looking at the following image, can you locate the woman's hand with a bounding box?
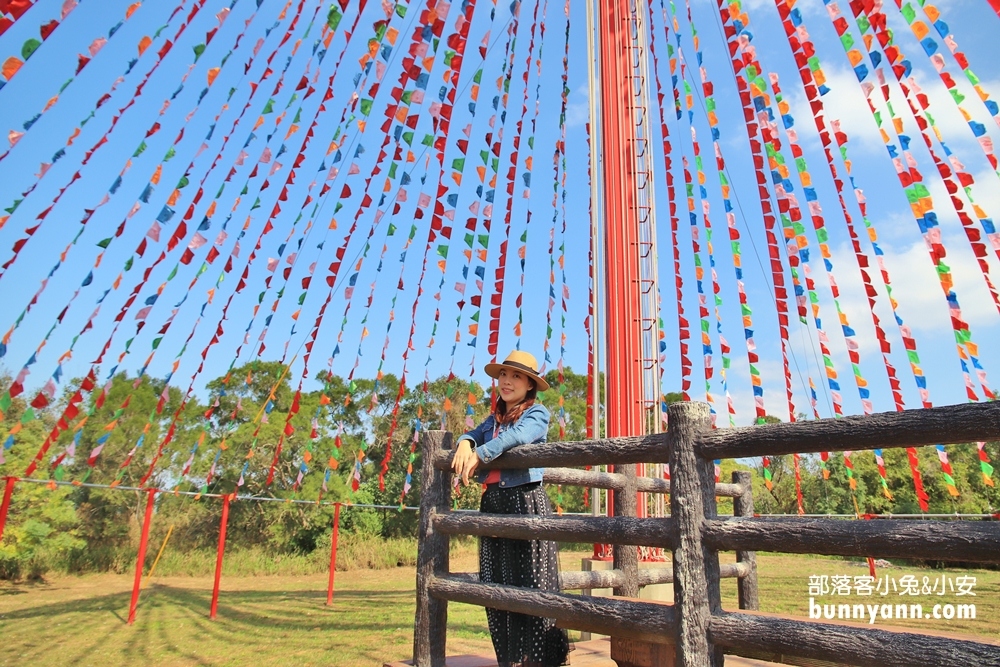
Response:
[451,438,480,486]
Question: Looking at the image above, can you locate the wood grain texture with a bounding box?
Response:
[668,402,723,667]
[543,467,627,490]
[432,512,677,549]
[696,401,1000,460]
[413,431,452,667]
[731,471,759,611]
[613,464,640,598]
[713,482,745,498]
[449,562,748,591]
[543,467,737,497]
[709,611,1000,667]
[703,518,1000,563]
[427,575,678,645]
[432,432,671,470]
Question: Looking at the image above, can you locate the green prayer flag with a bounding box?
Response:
[327,6,342,30]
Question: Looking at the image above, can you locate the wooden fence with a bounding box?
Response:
[413,401,1000,667]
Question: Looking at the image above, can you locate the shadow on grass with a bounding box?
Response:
[0,582,494,666]
[1,585,413,623]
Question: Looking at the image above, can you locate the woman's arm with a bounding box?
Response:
[452,416,494,485]
[475,404,550,465]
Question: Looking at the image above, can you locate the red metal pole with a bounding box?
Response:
[326,502,341,605]
[599,0,644,441]
[127,488,157,625]
[210,493,232,620]
[0,476,17,542]
[591,0,645,562]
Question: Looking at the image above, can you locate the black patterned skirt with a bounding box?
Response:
[479,482,571,667]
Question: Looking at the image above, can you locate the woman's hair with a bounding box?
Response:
[494,379,538,425]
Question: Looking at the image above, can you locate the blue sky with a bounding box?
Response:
[0,0,998,429]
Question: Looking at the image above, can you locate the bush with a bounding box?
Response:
[147,533,422,577]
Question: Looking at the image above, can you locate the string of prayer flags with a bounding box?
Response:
[653,2,690,400]
[743,1,901,499]
[0,0,85,90]
[506,0,545,348]
[935,445,960,496]
[976,442,995,487]
[681,153,715,418]
[850,5,1000,325]
[891,0,1000,178]
[718,0,796,424]
[440,3,518,421]
[394,178,444,503]
[106,0,333,484]
[484,0,524,363]
[845,0,996,403]
[15,0,296,438]
[406,1,483,483]
[0,0,39,38]
[359,0,456,491]
[0,0,151,162]
[552,0,571,440]
[0,0,234,290]
[89,59,320,474]
[808,378,829,479]
[0,0,217,257]
[843,451,857,491]
[671,0,763,421]
[539,118,561,420]
[669,7,734,429]
[776,1,929,510]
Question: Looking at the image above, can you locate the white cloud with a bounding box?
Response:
[786,64,886,157]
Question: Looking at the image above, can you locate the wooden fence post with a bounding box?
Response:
[609,464,676,667]
[668,402,722,666]
[731,470,758,610]
[612,464,639,598]
[413,431,452,667]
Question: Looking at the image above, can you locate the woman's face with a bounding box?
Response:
[497,367,534,407]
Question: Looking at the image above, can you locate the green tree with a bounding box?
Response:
[0,374,84,578]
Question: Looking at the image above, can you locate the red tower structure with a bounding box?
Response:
[590,0,665,563]
[598,1,647,440]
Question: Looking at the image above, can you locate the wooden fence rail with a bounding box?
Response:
[413,401,1000,667]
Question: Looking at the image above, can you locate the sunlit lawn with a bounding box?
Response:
[718,552,1000,641]
[0,549,498,667]
[1,550,997,666]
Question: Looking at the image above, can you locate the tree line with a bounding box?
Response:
[0,363,996,579]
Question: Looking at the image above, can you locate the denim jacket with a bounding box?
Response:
[458,403,550,488]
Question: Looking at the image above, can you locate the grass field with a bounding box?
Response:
[1,549,997,666]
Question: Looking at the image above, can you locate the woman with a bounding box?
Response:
[451,350,571,667]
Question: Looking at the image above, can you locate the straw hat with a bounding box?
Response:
[484,350,550,392]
